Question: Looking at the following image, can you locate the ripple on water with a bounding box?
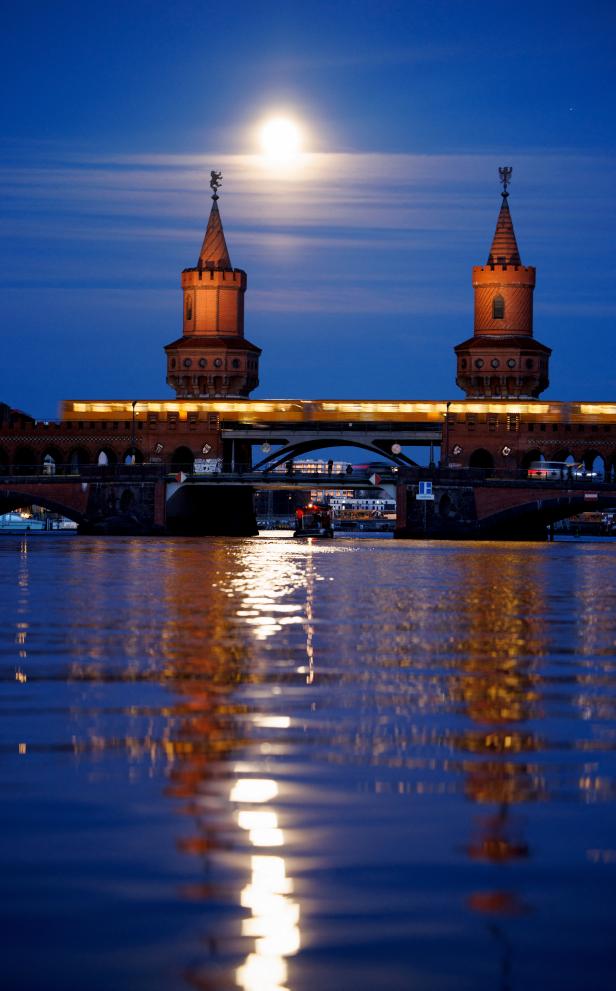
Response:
[1,535,616,991]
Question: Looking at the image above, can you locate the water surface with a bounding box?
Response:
[1,534,615,990]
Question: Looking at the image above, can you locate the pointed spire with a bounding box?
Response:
[197,170,232,270]
[487,166,521,266]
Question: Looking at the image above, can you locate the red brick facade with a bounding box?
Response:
[455,182,551,399]
[164,188,261,398]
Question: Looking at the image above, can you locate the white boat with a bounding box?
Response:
[0,512,46,533]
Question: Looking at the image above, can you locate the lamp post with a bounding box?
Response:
[130,400,138,464]
[441,401,451,467]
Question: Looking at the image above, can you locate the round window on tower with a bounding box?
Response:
[198,358,207,368]
[507,358,516,368]
[475,359,484,369]
[214,358,223,368]
[491,358,500,369]
[183,358,192,368]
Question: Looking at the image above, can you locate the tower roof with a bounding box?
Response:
[198,196,232,270]
[487,195,521,266]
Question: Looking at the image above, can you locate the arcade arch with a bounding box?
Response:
[122,448,144,464]
[13,446,37,475]
[96,448,118,466]
[42,446,64,474]
[68,448,91,472]
[171,446,195,472]
[582,449,605,477]
[468,448,494,470]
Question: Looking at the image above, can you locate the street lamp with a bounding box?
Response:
[130,400,138,464]
[441,401,451,467]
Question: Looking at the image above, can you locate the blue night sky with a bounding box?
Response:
[2,0,615,419]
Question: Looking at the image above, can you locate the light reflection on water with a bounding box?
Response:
[1,535,616,991]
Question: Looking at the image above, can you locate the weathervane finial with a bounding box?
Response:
[498,166,512,198]
[210,170,223,200]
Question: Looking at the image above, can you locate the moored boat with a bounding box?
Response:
[0,512,46,533]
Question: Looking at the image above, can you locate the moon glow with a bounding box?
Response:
[259,117,302,161]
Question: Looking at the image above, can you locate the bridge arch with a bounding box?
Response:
[0,488,85,525]
[253,437,417,472]
[479,491,616,538]
[521,448,543,468]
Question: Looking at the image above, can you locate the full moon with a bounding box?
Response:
[259,117,302,161]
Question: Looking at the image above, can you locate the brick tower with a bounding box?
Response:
[165,172,261,398]
[454,168,551,398]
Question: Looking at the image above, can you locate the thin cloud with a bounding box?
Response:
[251,286,466,316]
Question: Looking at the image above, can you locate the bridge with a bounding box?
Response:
[397,466,616,540]
[0,464,392,536]
[4,170,615,540]
[2,460,615,538]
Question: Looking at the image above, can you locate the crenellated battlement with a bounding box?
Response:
[181,268,247,286]
[472,265,535,287]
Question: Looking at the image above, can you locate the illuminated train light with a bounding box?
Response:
[61,399,616,424]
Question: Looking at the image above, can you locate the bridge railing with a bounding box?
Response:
[398,465,612,485]
[0,463,169,480]
[1,463,612,487]
[0,462,383,481]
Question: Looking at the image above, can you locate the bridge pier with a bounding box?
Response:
[395,469,616,540]
[395,474,571,541]
[80,479,167,535]
[395,480,490,540]
[395,481,551,540]
[165,483,258,536]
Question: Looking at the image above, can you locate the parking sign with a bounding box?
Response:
[416,481,434,501]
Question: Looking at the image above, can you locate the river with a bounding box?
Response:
[1,533,615,990]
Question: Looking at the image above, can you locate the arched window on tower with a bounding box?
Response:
[185,295,193,321]
[492,294,505,320]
